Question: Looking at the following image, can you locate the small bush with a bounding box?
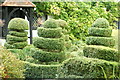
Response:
[62,57,120,78]
[9,31,28,37]
[8,18,28,30]
[5,42,28,49]
[43,19,58,28]
[88,27,112,37]
[0,46,24,78]
[31,48,65,62]
[37,27,63,38]
[7,35,28,42]
[86,37,115,47]
[24,61,61,78]
[33,37,65,52]
[92,18,109,28]
[83,45,119,62]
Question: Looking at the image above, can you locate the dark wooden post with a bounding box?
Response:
[29,8,33,44]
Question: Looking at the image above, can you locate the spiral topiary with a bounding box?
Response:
[4,18,28,49]
[84,18,118,62]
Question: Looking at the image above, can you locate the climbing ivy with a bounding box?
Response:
[33,2,118,41]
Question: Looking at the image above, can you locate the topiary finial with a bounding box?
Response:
[92,18,109,28]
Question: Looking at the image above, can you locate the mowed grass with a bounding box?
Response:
[112,29,119,50]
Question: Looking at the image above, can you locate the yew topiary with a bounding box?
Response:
[4,18,28,49]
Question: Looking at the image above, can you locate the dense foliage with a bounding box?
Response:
[0,46,24,78]
[34,2,118,40]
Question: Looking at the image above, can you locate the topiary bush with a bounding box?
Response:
[25,19,70,78]
[83,45,119,62]
[62,57,120,78]
[0,46,24,78]
[4,18,28,49]
[84,18,118,62]
[92,18,109,28]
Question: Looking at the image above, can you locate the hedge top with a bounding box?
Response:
[8,18,29,30]
[92,18,109,28]
[43,19,58,28]
[56,19,68,29]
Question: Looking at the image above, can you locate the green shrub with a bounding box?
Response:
[5,42,28,49]
[0,46,24,78]
[92,18,109,28]
[88,27,112,37]
[24,61,61,78]
[86,37,115,47]
[43,19,58,28]
[9,31,28,37]
[33,37,65,52]
[8,49,25,60]
[83,45,119,62]
[37,27,63,38]
[7,35,28,42]
[59,75,83,78]
[56,19,68,29]
[62,57,120,78]
[8,18,28,30]
[31,48,65,62]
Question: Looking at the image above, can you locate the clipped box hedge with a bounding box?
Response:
[37,27,63,38]
[43,19,58,28]
[24,61,61,78]
[33,37,65,51]
[92,18,109,28]
[7,35,28,42]
[62,57,120,78]
[8,18,28,30]
[4,42,28,49]
[83,45,119,62]
[86,37,115,47]
[31,48,65,62]
[88,27,112,37]
[9,31,28,37]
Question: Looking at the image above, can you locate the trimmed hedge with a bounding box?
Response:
[9,31,28,37]
[62,57,120,78]
[7,35,28,42]
[24,61,61,78]
[83,45,119,62]
[33,37,65,51]
[8,18,28,30]
[4,42,28,49]
[37,27,63,38]
[31,48,65,62]
[88,27,112,37]
[43,19,58,28]
[86,37,115,47]
[92,18,109,28]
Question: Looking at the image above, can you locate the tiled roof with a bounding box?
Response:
[1,0,36,7]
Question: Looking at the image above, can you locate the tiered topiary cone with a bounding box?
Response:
[4,18,28,49]
[33,19,66,62]
[83,18,119,62]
